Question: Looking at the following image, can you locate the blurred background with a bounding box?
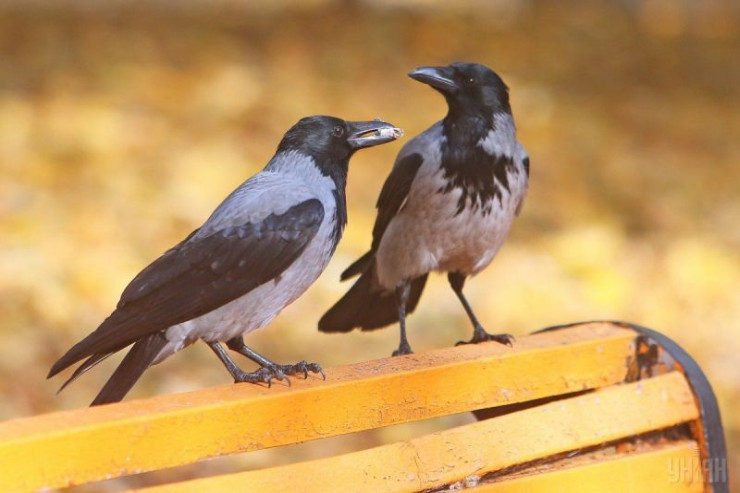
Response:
[1,0,738,490]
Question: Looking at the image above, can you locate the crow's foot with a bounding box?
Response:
[275,361,326,380]
[233,365,290,387]
[456,326,514,347]
[392,341,413,357]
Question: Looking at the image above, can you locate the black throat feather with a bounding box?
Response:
[330,187,347,254]
[437,114,517,216]
[313,158,348,254]
[316,159,349,254]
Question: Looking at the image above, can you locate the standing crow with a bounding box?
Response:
[49,116,402,405]
[319,63,529,356]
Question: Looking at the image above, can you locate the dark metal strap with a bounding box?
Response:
[534,321,728,493]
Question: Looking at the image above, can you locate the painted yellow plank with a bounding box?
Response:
[132,372,699,493]
[0,322,636,492]
[474,441,704,493]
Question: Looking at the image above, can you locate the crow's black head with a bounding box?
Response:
[409,62,511,117]
[275,116,401,249]
[278,116,401,165]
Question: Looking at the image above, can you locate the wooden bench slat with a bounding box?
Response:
[474,441,704,492]
[0,323,636,492]
[130,372,699,493]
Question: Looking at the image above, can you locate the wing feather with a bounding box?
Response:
[371,152,424,251]
[49,198,324,377]
[339,153,423,280]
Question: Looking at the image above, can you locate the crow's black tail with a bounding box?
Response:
[340,250,373,281]
[319,259,428,333]
[57,352,112,393]
[90,333,168,406]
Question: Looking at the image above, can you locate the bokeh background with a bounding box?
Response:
[1,0,738,490]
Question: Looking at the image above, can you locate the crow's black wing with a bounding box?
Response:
[371,152,424,251]
[49,199,324,377]
[340,153,423,280]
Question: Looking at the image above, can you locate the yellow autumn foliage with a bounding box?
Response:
[0,1,737,490]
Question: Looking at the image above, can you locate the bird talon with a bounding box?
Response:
[232,365,293,387]
[304,362,325,380]
[275,361,324,380]
[273,367,288,381]
[499,334,516,347]
[392,343,413,357]
[457,329,515,347]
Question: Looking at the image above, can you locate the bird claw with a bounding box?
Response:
[275,361,326,381]
[233,365,291,387]
[233,361,325,387]
[456,327,515,347]
[392,342,413,357]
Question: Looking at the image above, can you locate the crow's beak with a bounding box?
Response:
[346,119,404,150]
[408,65,459,94]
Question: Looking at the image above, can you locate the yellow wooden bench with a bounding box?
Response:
[0,321,728,492]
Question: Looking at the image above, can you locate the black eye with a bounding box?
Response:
[332,125,345,137]
[467,77,477,85]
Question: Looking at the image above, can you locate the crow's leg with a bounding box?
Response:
[448,272,514,347]
[392,279,414,356]
[226,336,325,381]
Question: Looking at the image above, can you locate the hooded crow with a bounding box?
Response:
[319,63,529,356]
[48,115,402,405]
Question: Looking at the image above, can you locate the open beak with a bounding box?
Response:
[346,119,404,150]
[408,65,459,94]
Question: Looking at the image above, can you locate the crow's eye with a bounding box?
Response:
[332,125,345,137]
[467,77,477,85]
